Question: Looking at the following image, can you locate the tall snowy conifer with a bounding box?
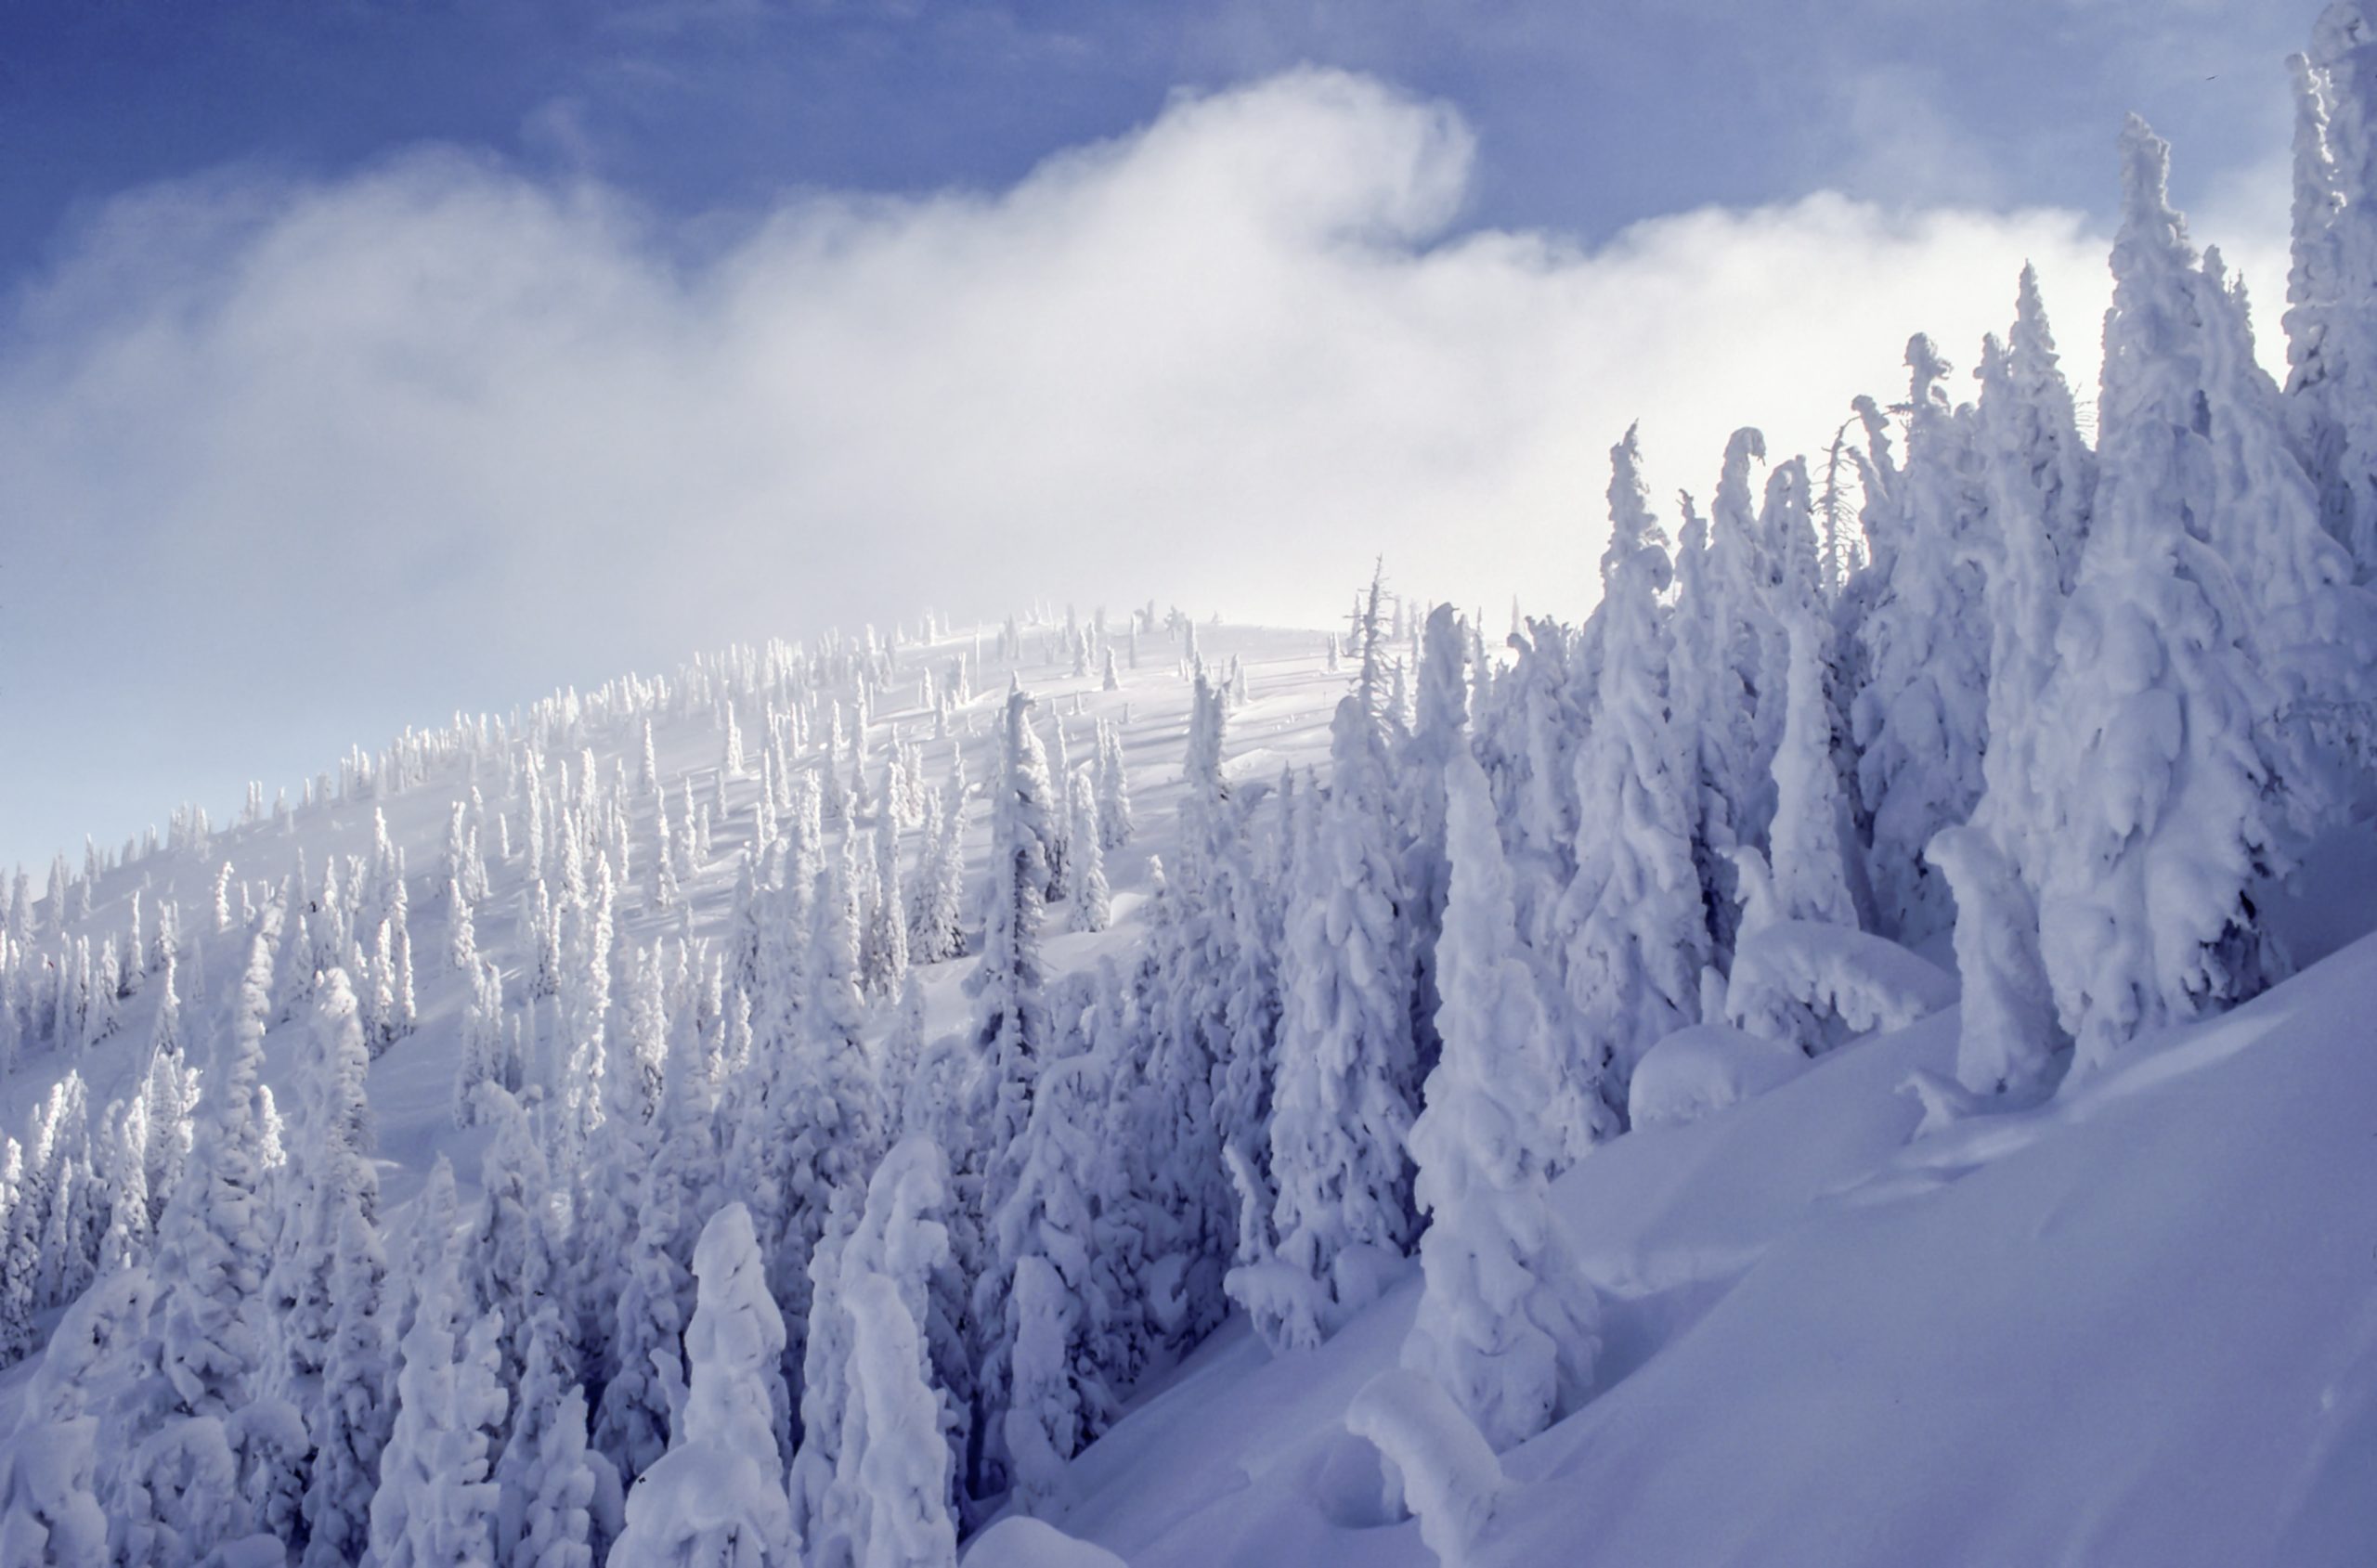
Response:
[1554,426,1708,1134]
[1064,771,1111,934]
[114,930,299,1563]
[1402,748,1601,1453]
[1094,719,1135,849]
[370,1159,507,1568]
[864,805,910,997]
[297,1207,392,1568]
[1934,271,2094,1096]
[2284,7,2377,577]
[266,965,378,1452]
[609,1202,797,1567]
[909,787,968,965]
[978,1043,1117,1513]
[1850,338,1993,946]
[2030,119,2293,1073]
[1234,694,1419,1352]
[1399,604,1469,1078]
[969,690,1054,1177]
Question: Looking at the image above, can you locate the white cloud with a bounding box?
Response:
[0,67,2293,860]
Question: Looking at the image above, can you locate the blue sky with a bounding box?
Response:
[4,0,2314,275]
[0,0,2332,871]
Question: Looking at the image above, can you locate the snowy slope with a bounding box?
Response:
[10,603,2377,1566]
[1029,863,2377,1567]
[0,618,1344,1382]
[0,621,1328,1149]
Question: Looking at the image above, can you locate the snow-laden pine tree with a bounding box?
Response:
[2285,6,2377,577]
[609,1202,797,1567]
[297,1206,392,1568]
[1554,426,1708,1134]
[1724,606,1864,1050]
[968,689,1056,1196]
[449,875,478,977]
[1233,692,1420,1352]
[369,1158,508,1567]
[1094,718,1134,849]
[1752,610,1861,945]
[593,967,718,1485]
[838,1271,959,1568]
[2195,240,2377,825]
[976,1035,1121,1513]
[1933,269,2095,1097]
[1850,338,1993,946]
[149,945,182,1062]
[1043,717,1075,905]
[556,860,617,1177]
[1398,603,1468,1080]
[738,859,887,1430]
[462,1082,563,1401]
[0,1265,149,1567]
[97,1098,152,1273]
[1402,746,1601,1454]
[908,786,968,966]
[786,1136,965,1563]
[454,956,507,1126]
[112,930,300,1564]
[267,965,377,1431]
[0,1141,40,1367]
[496,1309,609,1568]
[2029,118,2295,1074]
[1128,673,1257,1352]
[789,1182,864,1546]
[1666,428,1781,966]
[864,804,910,998]
[850,1136,968,1555]
[1064,770,1110,934]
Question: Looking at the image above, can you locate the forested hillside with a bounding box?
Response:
[5,10,2377,1566]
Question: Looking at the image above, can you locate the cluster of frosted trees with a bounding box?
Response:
[0,607,1163,1562]
[6,15,2377,1561]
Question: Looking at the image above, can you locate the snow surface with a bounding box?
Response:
[1020,895,2377,1565]
[962,1517,1129,1568]
[1624,1021,1805,1132]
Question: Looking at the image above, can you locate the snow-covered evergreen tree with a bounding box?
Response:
[297,1206,392,1568]
[113,930,299,1564]
[976,1039,1118,1512]
[1850,338,1993,946]
[266,964,378,1470]
[609,1201,797,1566]
[969,690,1055,1181]
[1094,719,1135,850]
[0,1266,149,1567]
[1402,746,1601,1453]
[2285,8,2377,577]
[369,1158,508,1568]
[593,970,717,1485]
[463,1083,562,1407]
[1937,269,2095,1097]
[1064,770,1110,934]
[2030,118,2294,1074]
[864,804,910,998]
[908,787,968,966]
[1233,693,1420,1352]
[1398,604,1468,1075]
[496,1308,609,1568]
[1554,426,1708,1133]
